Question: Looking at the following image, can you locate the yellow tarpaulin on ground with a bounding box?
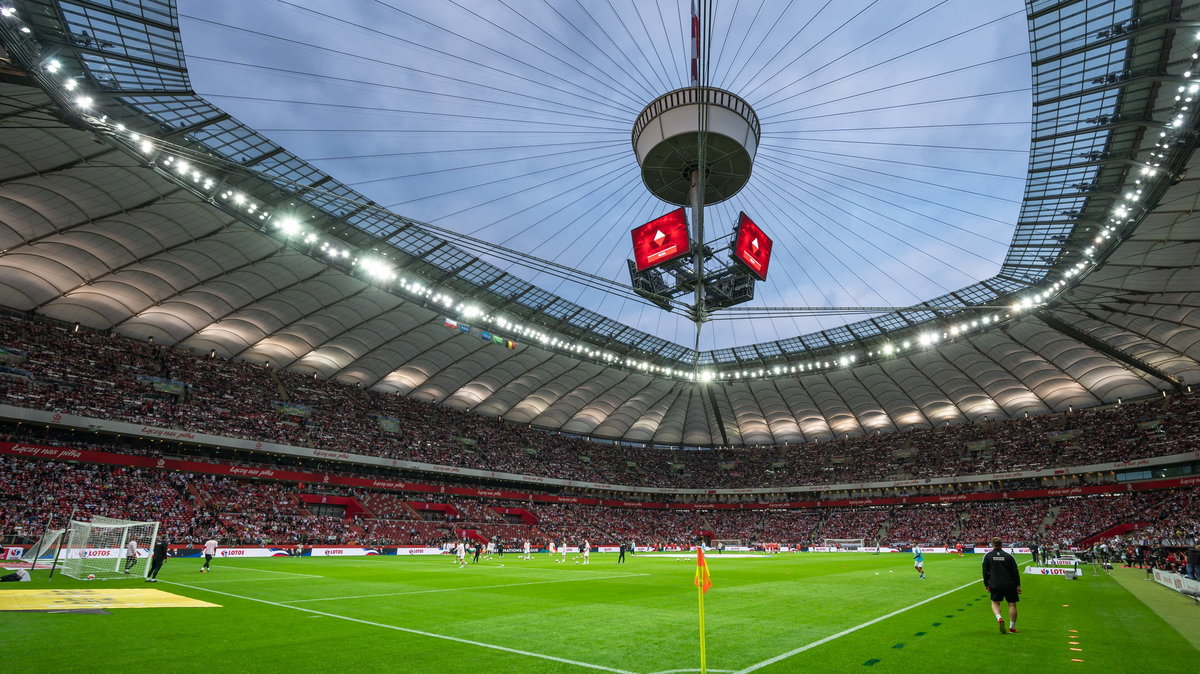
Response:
[0,588,219,610]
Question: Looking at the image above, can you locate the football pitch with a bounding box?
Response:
[5,553,1195,672]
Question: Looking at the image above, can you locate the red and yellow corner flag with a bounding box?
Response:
[694,546,711,673]
[694,546,712,594]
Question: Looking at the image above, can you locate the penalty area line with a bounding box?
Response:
[163,580,636,674]
[734,579,978,673]
[282,572,650,604]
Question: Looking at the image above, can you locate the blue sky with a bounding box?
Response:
[178,0,1032,352]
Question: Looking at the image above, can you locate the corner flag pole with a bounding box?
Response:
[695,545,712,673]
[698,579,707,674]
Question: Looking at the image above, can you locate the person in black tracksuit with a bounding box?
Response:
[983,538,1022,634]
[146,537,168,582]
[617,542,626,564]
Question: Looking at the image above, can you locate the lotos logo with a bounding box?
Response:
[323,549,343,555]
[52,413,62,422]
[156,458,165,468]
[221,549,245,556]
[84,550,112,557]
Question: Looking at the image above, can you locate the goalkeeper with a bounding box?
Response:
[146,536,168,582]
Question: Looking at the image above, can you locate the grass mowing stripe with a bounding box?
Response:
[734,579,978,673]
[282,572,650,603]
[163,580,637,673]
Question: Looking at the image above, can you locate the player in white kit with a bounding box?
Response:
[455,541,467,568]
[123,538,140,574]
[582,540,591,565]
[201,538,217,572]
[523,539,531,560]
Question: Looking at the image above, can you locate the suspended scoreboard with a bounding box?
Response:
[732,212,773,281]
[631,208,690,271]
[627,209,773,312]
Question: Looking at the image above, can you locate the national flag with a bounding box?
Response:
[491,335,504,345]
[694,546,711,594]
[505,340,516,350]
[444,318,458,329]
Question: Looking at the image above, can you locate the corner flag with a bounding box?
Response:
[695,546,711,673]
[695,546,712,594]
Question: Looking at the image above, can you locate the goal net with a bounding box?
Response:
[823,538,865,550]
[56,516,159,580]
[712,539,741,549]
[18,528,65,569]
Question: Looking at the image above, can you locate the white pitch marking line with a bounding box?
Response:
[282,572,650,604]
[734,579,978,673]
[163,580,636,674]
[183,576,323,584]
[207,566,321,578]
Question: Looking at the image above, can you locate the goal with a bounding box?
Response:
[53,516,159,581]
[18,528,65,569]
[712,539,741,549]
[823,538,865,551]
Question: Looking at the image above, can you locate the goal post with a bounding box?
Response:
[823,538,865,550]
[18,528,65,569]
[54,515,159,581]
[712,539,741,549]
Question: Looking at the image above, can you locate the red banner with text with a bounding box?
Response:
[1,441,1196,511]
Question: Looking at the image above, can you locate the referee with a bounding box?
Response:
[982,538,1022,634]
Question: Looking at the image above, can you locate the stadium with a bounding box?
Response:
[1,0,1198,670]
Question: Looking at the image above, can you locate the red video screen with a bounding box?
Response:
[733,212,772,281]
[631,208,690,271]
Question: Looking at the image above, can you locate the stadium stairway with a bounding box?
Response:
[1077,521,1152,548]
[185,481,208,507]
[457,528,489,544]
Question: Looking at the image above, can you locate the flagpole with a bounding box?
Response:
[698,579,707,674]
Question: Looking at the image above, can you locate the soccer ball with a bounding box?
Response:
[87,574,95,580]
[201,568,209,573]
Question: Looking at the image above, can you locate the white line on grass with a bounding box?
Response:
[183,575,324,584]
[163,580,637,674]
[207,566,321,578]
[281,572,650,603]
[734,579,978,673]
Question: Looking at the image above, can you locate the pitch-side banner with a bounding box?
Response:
[1025,566,1081,576]
[309,547,383,557]
[59,548,150,560]
[1152,568,1200,595]
[394,547,445,555]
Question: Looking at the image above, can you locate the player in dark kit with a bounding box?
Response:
[146,536,168,582]
[618,542,626,563]
[982,538,1022,634]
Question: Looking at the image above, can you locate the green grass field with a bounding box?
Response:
[5,552,1196,672]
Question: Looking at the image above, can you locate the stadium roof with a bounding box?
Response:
[2,0,1200,445]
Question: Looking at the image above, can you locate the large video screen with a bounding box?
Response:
[631,208,690,271]
[733,212,772,281]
